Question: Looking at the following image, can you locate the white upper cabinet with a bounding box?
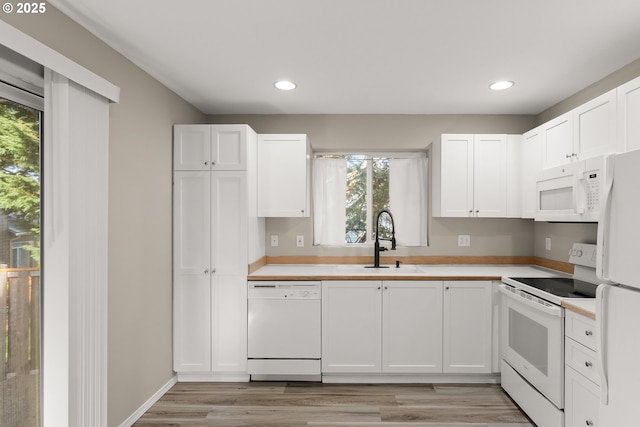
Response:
[473,134,508,217]
[257,134,310,217]
[174,125,211,171]
[617,75,640,153]
[521,127,542,219]
[573,89,617,160]
[541,112,573,169]
[432,134,474,217]
[541,90,617,169]
[432,134,515,218]
[174,124,248,171]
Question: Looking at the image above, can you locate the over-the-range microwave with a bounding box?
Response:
[535,155,608,222]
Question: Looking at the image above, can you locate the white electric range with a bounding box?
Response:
[500,243,598,427]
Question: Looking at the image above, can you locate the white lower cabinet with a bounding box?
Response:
[321,281,382,373]
[564,310,599,426]
[383,281,443,373]
[322,280,493,376]
[565,366,599,427]
[443,281,493,373]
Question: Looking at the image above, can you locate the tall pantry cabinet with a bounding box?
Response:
[173,124,264,381]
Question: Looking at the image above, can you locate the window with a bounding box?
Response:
[313,153,428,247]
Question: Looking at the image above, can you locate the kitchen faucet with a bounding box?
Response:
[366,209,396,268]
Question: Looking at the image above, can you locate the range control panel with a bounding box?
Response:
[568,243,597,268]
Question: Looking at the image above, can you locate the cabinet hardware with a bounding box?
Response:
[585,361,593,367]
[585,330,593,336]
[204,268,209,274]
[586,420,593,426]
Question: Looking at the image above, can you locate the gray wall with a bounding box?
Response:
[536,57,640,125]
[210,114,538,258]
[3,9,206,426]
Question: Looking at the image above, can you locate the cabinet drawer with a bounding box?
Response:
[565,310,596,350]
[565,366,599,427]
[565,337,599,386]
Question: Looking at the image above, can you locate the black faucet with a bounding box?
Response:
[366,209,396,268]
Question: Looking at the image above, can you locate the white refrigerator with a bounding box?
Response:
[596,149,640,426]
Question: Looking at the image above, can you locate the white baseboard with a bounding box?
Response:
[321,373,500,384]
[119,375,178,427]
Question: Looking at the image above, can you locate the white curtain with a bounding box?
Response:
[390,157,428,246]
[44,69,110,427]
[313,158,347,245]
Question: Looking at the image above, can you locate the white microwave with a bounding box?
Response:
[535,155,608,222]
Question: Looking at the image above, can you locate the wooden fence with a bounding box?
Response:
[0,268,41,427]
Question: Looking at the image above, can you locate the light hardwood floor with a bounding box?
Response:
[134,382,535,426]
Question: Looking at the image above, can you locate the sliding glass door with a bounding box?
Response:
[1,88,42,427]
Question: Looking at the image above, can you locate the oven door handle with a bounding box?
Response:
[498,284,564,317]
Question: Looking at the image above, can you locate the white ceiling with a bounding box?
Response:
[49,0,640,115]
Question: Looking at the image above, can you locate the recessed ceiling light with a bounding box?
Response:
[490,80,514,90]
[274,80,297,91]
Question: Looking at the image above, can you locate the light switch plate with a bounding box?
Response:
[296,235,304,247]
[545,237,551,251]
[458,235,470,247]
[271,235,278,247]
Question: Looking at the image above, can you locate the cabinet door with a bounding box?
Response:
[506,135,522,218]
[573,89,617,160]
[382,281,443,373]
[174,125,211,171]
[443,281,492,373]
[521,127,542,218]
[473,134,507,217]
[617,75,640,153]
[322,281,382,373]
[257,134,310,217]
[438,134,474,217]
[211,172,248,372]
[541,112,573,169]
[565,366,599,427]
[211,125,248,171]
[173,171,211,371]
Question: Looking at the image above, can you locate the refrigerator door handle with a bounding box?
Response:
[596,284,610,405]
[596,154,615,282]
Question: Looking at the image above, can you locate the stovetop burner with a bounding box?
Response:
[509,277,597,299]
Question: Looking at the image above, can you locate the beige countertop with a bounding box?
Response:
[249,263,597,318]
[562,299,596,320]
[248,264,564,281]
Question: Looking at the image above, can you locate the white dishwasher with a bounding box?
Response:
[247,281,321,380]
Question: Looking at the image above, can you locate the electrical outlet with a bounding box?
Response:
[458,235,470,247]
[545,237,551,251]
[270,235,279,247]
[296,235,304,247]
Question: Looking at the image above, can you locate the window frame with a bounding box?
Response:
[314,151,426,247]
